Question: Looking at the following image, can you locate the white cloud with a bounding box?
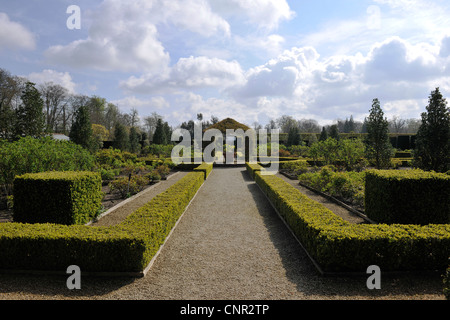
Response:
[363,37,442,84]
[121,56,245,93]
[45,3,169,73]
[228,35,450,122]
[173,92,257,125]
[27,69,77,94]
[112,95,170,113]
[0,12,35,51]
[44,0,231,73]
[232,47,320,99]
[210,0,294,30]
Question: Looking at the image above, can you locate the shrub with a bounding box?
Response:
[13,171,102,225]
[279,160,308,175]
[298,167,365,207]
[365,169,450,224]
[109,175,148,199]
[0,136,95,195]
[0,169,206,274]
[145,171,161,184]
[155,165,170,179]
[253,169,450,273]
[193,163,213,180]
[99,168,121,181]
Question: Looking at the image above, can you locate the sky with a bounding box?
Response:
[1,0,450,128]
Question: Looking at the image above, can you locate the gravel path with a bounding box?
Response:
[0,167,445,300]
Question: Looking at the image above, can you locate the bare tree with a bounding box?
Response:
[130,107,140,127]
[39,82,70,133]
[389,116,407,133]
[0,69,24,140]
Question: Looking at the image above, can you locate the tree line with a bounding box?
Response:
[0,68,174,152]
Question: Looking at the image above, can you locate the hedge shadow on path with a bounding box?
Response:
[240,170,445,300]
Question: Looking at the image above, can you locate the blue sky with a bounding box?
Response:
[1,0,450,127]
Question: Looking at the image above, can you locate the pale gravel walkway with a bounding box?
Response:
[0,167,445,300]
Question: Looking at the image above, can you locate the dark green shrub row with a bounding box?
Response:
[193,163,213,180]
[253,169,450,273]
[0,170,205,274]
[365,170,450,225]
[13,171,103,225]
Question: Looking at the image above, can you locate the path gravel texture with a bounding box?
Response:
[0,167,445,300]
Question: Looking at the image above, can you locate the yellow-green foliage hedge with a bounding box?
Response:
[246,162,263,179]
[193,163,213,179]
[13,171,103,225]
[365,170,450,225]
[0,170,205,274]
[253,170,450,273]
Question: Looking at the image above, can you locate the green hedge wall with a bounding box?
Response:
[246,163,264,179]
[13,171,103,225]
[253,169,450,273]
[193,163,213,180]
[365,170,450,225]
[0,169,205,274]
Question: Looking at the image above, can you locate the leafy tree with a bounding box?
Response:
[92,123,109,150]
[415,88,450,172]
[343,116,355,133]
[365,98,392,169]
[329,124,340,141]
[338,138,366,171]
[129,126,141,154]
[319,127,328,141]
[112,122,129,151]
[153,118,167,145]
[287,126,301,146]
[15,82,45,139]
[69,105,94,151]
[163,121,172,144]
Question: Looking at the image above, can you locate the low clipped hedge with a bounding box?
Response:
[0,169,205,274]
[252,168,450,273]
[193,163,213,180]
[365,170,450,225]
[246,163,263,179]
[13,171,103,225]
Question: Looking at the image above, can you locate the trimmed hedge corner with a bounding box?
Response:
[0,167,206,274]
[246,162,264,179]
[13,171,103,225]
[252,168,450,273]
[365,170,450,225]
[193,162,213,180]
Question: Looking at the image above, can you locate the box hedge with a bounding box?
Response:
[13,171,103,225]
[365,170,450,225]
[253,169,450,273]
[0,169,205,274]
[193,162,213,180]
